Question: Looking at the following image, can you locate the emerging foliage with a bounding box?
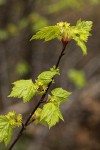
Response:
[30,26,60,41]
[32,88,71,128]
[9,67,59,102]
[0,112,22,146]
[40,103,64,128]
[72,20,93,54]
[1,19,93,148]
[50,88,71,104]
[36,66,60,93]
[8,79,37,103]
[31,20,93,55]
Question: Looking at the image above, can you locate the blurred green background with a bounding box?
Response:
[0,0,100,150]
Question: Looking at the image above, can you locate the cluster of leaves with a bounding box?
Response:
[0,112,22,145]
[32,88,71,128]
[31,20,93,55]
[8,66,59,103]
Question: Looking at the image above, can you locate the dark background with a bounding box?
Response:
[0,0,100,149]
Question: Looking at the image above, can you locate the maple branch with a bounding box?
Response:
[8,42,68,150]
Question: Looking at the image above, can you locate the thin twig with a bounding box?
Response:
[8,42,68,150]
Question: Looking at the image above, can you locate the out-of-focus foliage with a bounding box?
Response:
[16,61,30,76]
[89,0,100,4]
[47,0,83,14]
[0,13,48,41]
[29,13,48,32]
[67,69,86,89]
[0,0,98,41]
[0,0,6,5]
[0,29,8,40]
[37,0,100,14]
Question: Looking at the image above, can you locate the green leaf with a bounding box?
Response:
[0,112,22,146]
[35,67,60,93]
[0,116,13,146]
[38,66,59,82]
[76,20,93,33]
[72,20,93,55]
[73,36,87,55]
[51,88,71,103]
[40,103,64,128]
[8,79,37,102]
[37,70,59,85]
[4,126,13,146]
[30,26,60,41]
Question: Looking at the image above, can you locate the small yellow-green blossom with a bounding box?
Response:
[9,66,60,102]
[0,112,22,145]
[6,112,22,127]
[57,22,72,41]
[32,108,42,120]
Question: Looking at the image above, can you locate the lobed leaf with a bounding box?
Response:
[72,20,93,55]
[0,116,13,146]
[36,67,60,93]
[51,88,71,103]
[8,79,37,102]
[30,26,60,41]
[40,103,64,128]
[37,70,59,84]
[73,36,87,55]
[76,20,93,33]
[0,112,22,146]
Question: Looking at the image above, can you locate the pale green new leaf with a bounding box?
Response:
[0,112,22,146]
[51,88,71,103]
[37,71,58,85]
[30,26,60,41]
[8,79,37,102]
[0,116,13,146]
[40,103,64,128]
[73,36,87,55]
[76,20,93,33]
[72,20,93,55]
[37,67,60,85]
